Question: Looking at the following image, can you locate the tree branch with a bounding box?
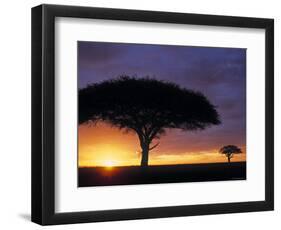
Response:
[149,142,160,151]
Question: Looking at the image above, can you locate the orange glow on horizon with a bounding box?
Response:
[78,122,246,167]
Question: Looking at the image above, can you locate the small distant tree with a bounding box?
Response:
[79,76,221,167]
[219,145,242,163]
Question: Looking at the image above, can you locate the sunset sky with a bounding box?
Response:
[78,41,246,167]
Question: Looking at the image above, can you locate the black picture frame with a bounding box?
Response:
[31,4,274,225]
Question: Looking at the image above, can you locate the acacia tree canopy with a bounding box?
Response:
[79,76,221,166]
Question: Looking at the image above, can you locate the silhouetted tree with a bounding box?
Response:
[79,76,221,167]
[219,145,242,163]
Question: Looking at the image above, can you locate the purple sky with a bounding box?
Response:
[78,41,246,154]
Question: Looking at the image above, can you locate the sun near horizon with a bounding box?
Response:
[78,122,246,168]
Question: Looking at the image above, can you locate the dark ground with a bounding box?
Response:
[78,162,246,187]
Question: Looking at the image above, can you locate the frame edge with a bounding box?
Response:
[31,5,43,225]
[265,19,274,211]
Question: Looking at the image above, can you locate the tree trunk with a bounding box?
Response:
[139,137,150,167]
[228,156,231,163]
[141,146,149,167]
[136,131,153,167]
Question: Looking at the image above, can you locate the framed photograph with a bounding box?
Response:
[31,4,274,225]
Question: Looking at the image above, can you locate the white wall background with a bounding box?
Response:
[0,0,278,229]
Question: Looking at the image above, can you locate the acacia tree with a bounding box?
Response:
[79,76,221,167]
[219,145,242,163]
